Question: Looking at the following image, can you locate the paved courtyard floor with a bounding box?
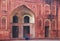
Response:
[0,39,60,41]
[10,40,60,41]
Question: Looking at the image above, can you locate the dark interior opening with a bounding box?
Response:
[24,16,29,23]
[23,26,30,38]
[45,26,49,37]
[13,16,18,23]
[12,26,19,38]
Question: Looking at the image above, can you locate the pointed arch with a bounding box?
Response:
[10,5,35,38]
[44,19,51,27]
[52,19,56,30]
[44,19,51,37]
[11,5,35,23]
[12,5,35,15]
[11,5,35,16]
[1,16,7,30]
[45,20,49,26]
[39,18,43,27]
[2,17,6,24]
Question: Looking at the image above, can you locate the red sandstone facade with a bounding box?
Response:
[0,0,60,40]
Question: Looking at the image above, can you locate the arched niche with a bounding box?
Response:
[10,5,35,23]
[1,16,7,30]
[44,19,51,37]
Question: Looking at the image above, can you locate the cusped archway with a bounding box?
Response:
[10,5,35,38]
[1,16,7,30]
[44,19,51,38]
[10,5,35,23]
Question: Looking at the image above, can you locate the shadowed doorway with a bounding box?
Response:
[23,26,30,38]
[45,26,49,37]
[12,26,19,38]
